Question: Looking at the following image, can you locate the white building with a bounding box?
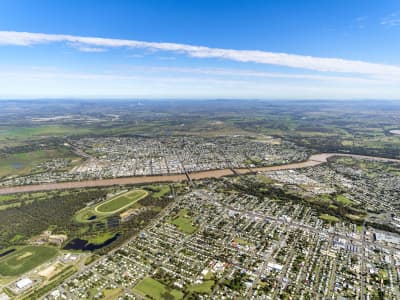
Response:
[16,278,33,290]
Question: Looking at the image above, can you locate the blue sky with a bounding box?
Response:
[0,0,399,99]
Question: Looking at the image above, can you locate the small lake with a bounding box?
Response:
[0,248,16,258]
[13,163,23,169]
[390,130,400,136]
[64,233,120,251]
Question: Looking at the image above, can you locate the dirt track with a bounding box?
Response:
[0,153,399,195]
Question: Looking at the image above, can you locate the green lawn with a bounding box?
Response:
[102,287,123,299]
[0,246,58,277]
[187,280,214,294]
[170,209,197,234]
[319,214,339,223]
[133,277,183,300]
[74,209,98,223]
[336,195,354,206]
[0,195,18,203]
[95,190,148,214]
[149,185,171,199]
[86,232,116,245]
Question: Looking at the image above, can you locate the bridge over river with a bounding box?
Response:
[1,153,399,195]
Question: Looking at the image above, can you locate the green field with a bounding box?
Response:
[336,195,354,206]
[133,277,183,300]
[319,214,339,223]
[170,209,197,234]
[0,246,58,277]
[0,148,80,178]
[0,125,90,141]
[95,190,148,214]
[144,185,171,199]
[74,209,99,223]
[187,280,214,294]
[86,232,116,245]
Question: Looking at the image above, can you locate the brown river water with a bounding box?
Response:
[0,153,399,195]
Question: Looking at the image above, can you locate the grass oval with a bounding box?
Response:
[95,189,148,214]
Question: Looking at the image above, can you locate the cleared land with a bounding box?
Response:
[0,245,58,277]
[133,277,183,300]
[95,190,148,214]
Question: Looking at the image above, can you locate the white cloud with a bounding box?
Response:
[1,31,400,78]
[68,43,107,52]
[381,12,400,28]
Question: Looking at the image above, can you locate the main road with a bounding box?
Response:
[1,153,399,195]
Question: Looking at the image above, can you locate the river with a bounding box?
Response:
[0,153,399,195]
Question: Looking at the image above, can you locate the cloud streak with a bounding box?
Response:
[381,12,400,28]
[1,31,400,78]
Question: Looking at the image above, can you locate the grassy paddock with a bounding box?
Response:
[0,246,58,277]
[133,277,183,300]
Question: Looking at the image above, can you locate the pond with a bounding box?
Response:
[64,233,120,251]
[0,248,16,258]
[13,163,23,169]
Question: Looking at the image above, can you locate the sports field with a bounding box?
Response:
[95,189,148,214]
[0,246,58,277]
[170,209,197,234]
[133,277,183,300]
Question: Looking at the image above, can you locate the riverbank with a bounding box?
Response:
[1,153,399,195]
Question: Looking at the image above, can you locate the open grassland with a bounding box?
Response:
[0,148,81,178]
[102,287,123,299]
[133,277,183,300]
[0,245,58,277]
[170,209,197,234]
[0,125,90,141]
[187,280,215,294]
[95,190,148,214]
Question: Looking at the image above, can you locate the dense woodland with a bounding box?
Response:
[0,189,107,249]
